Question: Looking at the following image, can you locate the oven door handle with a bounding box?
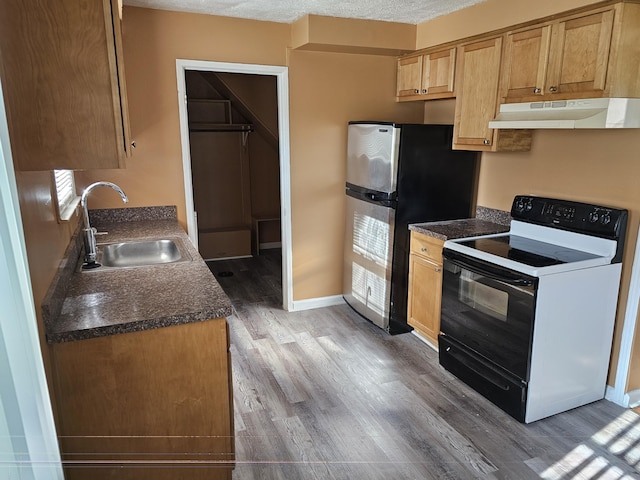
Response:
[443,250,536,288]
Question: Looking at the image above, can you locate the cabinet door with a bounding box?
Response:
[52,319,234,480]
[0,0,131,171]
[453,37,503,149]
[407,254,443,344]
[422,47,456,98]
[546,9,614,97]
[501,26,552,100]
[396,56,423,97]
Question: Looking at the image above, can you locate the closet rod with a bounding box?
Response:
[189,123,254,133]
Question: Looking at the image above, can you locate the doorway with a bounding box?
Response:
[176,60,293,311]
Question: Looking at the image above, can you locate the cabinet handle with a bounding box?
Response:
[533,87,541,94]
[414,89,420,94]
[549,86,558,93]
[131,141,137,148]
[421,89,427,94]
[421,247,427,253]
[435,267,441,272]
[483,139,490,145]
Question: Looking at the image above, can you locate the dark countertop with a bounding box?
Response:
[42,207,233,343]
[409,218,510,241]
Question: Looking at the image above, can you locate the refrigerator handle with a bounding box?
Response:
[346,185,397,208]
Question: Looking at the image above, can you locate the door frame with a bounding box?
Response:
[176,59,293,311]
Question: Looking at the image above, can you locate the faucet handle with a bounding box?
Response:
[95,231,108,236]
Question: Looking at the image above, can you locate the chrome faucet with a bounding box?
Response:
[81,182,128,268]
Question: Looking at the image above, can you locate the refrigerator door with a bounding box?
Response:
[343,195,396,330]
[347,123,400,194]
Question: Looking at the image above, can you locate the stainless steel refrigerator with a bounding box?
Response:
[343,122,478,334]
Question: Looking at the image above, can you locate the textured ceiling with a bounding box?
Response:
[123,0,486,25]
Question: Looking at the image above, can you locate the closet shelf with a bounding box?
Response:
[189,123,254,132]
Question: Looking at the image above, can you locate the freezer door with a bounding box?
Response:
[343,195,396,330]
[347,123,400,194]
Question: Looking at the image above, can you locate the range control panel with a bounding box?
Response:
[511,195,628,241]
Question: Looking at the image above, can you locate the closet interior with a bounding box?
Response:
[185,70,281,260]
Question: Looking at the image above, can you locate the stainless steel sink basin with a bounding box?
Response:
[81,238,192,271]
[101,239,183,267]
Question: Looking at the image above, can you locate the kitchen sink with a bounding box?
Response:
[81,238,192,271]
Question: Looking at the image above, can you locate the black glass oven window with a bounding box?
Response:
[457,235,601,268]
[440,261,536,380]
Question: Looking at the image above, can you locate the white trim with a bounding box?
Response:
[205,255,253,262]
[175,70,198,250]
[605,385,620,405]
[607,224,640,407]
[292,295,345,311]
[626,388,640,408]
[411,331,438,352]
[176,59,293,311]
[0,78,64,479]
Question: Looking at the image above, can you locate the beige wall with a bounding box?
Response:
[292,15,416,55]
[13,171,80,414]
[479,132,640,388]
[77,7,424,303]
[76,7,291,227]
[416,0,604,48]
[288,49,423,299]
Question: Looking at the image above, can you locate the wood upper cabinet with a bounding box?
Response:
[547,9,614,98]
[0,0,132,171]
[453,37,502,149]
[397,56,424,98]
[500,25,552,100]
[500,7,617,102]
[453,36,532,152]
[396,47,456,101]
[423,48,457,98]
[407,232,444,345]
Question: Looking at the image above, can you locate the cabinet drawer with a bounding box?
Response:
[410,232,444,263]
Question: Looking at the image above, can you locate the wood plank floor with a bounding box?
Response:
[209,250,640,480]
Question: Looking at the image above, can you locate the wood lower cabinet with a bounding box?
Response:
[0,0,131,171]
[51,319,234,480]
[396,47,456,101]
[407,232,444,345]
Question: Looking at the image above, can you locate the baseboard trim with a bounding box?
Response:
[626,389,640,408]
[291,295,345,311]
[205,255,252,262]
[604,385,638,408]
[605,385,622,405]
[411,331,438,352]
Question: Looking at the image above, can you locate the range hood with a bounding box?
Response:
[488,98,640,129]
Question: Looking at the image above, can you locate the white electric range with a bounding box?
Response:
[439,195,628,423]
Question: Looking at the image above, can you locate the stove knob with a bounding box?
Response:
[589,211,599,223]
[525,199,533,211]
[601,213,611,225]
[514,198,525,212]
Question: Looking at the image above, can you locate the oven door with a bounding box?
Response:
[440,249,538,381]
